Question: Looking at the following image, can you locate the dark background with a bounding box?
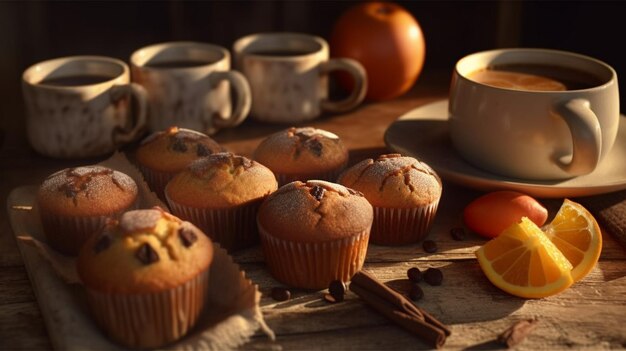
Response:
[1,1,624,141]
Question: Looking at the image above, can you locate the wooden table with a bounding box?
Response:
[2,76,625,350]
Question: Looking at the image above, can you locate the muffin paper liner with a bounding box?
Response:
[259,224,370,289]
[85,270,210,349]
[370,200,440,245]
[167,196,263,252]
[136,164,174,201]
[39,212,113,256]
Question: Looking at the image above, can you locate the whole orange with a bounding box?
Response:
[330,2,426,101]
[463,191,549,239]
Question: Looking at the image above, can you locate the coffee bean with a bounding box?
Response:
[271,287,291,302]
[422,240,437,253]
[407,267,422,283]
[409,284,424,301]
[423,268,443,286]
[450,227,466,241]
[328,280,346,302]
[323,293,339,304]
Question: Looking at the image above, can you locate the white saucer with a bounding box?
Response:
[384,99,626,198]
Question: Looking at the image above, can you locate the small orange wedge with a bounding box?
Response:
[543,199,602,282]
[475,217,574,298]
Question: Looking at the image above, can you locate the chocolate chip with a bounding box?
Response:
[450,227,466,241]
[178,227,197,247]
[196,143,212,157]
[408,284,424,301]
[407,267,422,283]
[307,139,323,157]
[61,184,77,199]
[135,243,159,265]
[328,280,346,302]
[310,185,325,201]
[422,240,438,253]
[423,268,443,286]
[171,136,188,152]
[271,287,291,302]
[93,234,111,254]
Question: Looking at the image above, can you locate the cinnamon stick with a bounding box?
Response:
[350,270,451,348]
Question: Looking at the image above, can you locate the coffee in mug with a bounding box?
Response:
[131,41,251,135]
[468,64,604,91]
[22,56,148,159]
[233,32,367,123]
[449,48,620,180]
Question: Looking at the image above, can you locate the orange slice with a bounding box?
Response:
[543,199,602,282]
[475,217,574,298]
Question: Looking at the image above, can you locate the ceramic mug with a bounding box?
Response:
[130,41,251,135]
[449,48,620,180]
[22,56,147,159]
[233,32,367,123]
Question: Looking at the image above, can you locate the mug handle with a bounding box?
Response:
[554,98,602,176]
[111,83,148,144]
[208,71,252,129]
[320,58,368,113]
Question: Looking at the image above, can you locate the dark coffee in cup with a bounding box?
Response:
[249,49,317,57]
[40,74,112,86]
[468,64,603,91]
[145,60,214,69]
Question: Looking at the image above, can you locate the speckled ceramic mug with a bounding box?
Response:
[233,32,367,123]
[22,56,148,159]
[131,41,251,135]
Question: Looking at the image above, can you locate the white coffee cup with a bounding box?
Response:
[130,41,251,135]
[449,48,620,180]
[233,32,367,123]
[22,56,148,159]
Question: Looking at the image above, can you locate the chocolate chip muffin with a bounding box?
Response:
[165,152,278,251]
[253,127,349,185]
[37,165,138,255]
[135,126,224,200]
[338,154,442,245]
[257,180,373,289]
[77,207,213,349]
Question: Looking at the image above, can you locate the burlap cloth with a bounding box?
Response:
[8,152,274,350]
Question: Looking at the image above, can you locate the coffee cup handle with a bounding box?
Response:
[111,83,148,144]
[208,71,252,129]
[320,58,368,113]
[554,98,602,176]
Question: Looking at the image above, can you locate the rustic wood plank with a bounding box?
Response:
[0,301,51,350]
[240,260,626,350]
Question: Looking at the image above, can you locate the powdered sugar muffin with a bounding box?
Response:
[166,152,277,251]
[77,207,213,348]
[37,165,138,255]
[257,180,373,289]
[337,154,441,245]
[135,126,224,199]
[253,127,348,185]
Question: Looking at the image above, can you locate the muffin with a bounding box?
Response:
[253,127,349,185]
[37,165,138,255]
[257,180,373,289]
[77,207,213,349]
[165,152,277,251]
[135,126,224,199]
[337,154,442,245]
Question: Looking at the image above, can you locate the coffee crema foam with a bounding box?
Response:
[468,69,567,91]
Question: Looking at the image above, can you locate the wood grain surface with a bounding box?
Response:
[2,80,626,350]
